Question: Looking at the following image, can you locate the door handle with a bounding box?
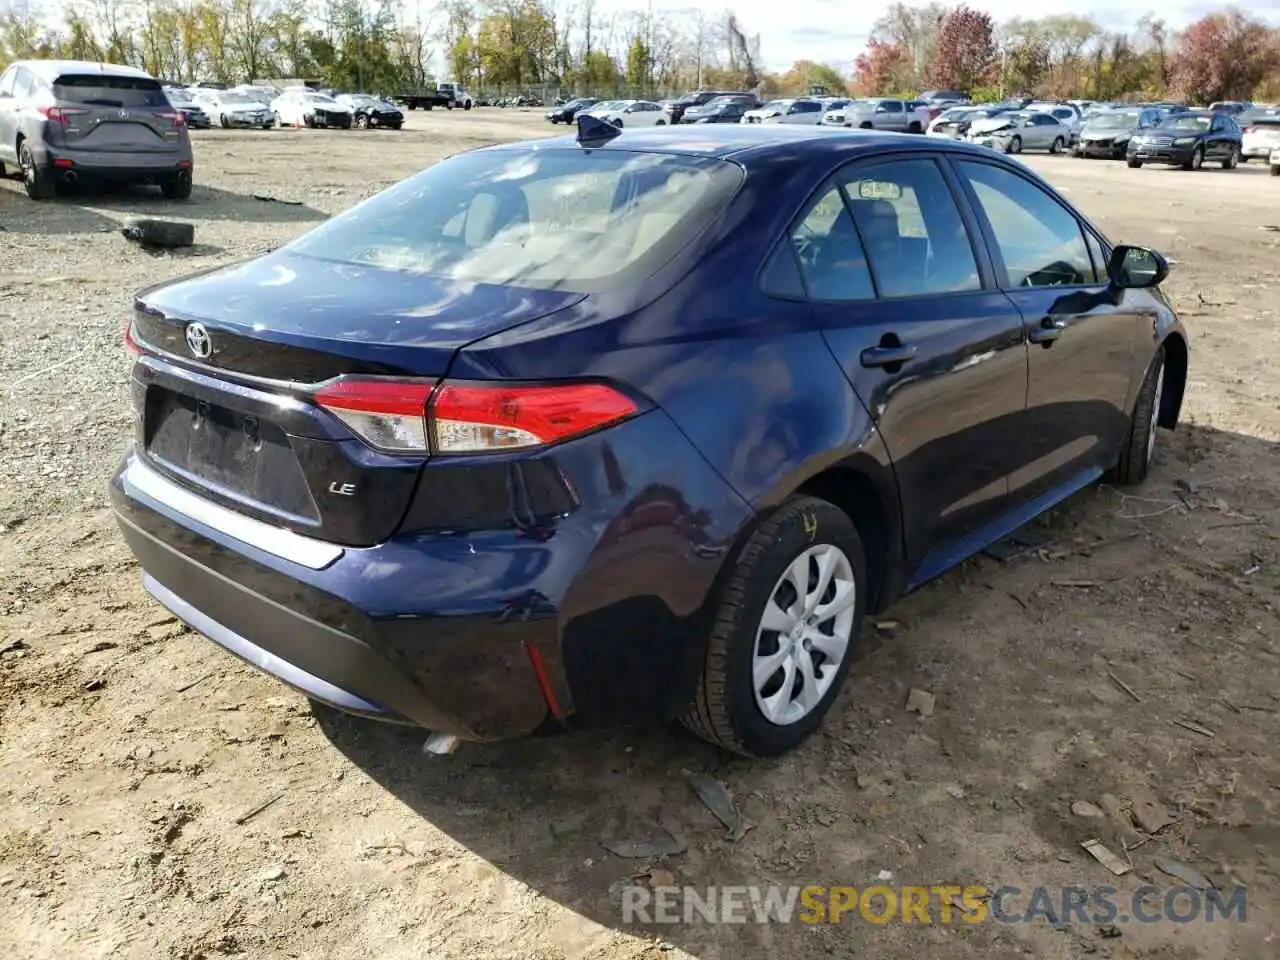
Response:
[859,343,917,368]
[1028,317,1066,345]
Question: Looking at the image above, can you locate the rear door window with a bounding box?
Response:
[13,68,35,98]
[838,158,981,298]
[53,74,168,108]
[784,185,875,301]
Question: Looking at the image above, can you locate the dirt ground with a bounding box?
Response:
[2,110,1280,960]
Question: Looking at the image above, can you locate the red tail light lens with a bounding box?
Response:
[38,105,88,124]
[314,378,638,455]
[157,110,186,127]
[429,381,638,453]
[315,379,436,452]
[123,318,141,357]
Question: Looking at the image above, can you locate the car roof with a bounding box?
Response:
[486,124,1010,164]
[16,59,155,82]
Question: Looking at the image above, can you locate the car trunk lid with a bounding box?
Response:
[132,252,585,546]
[49,73,182,153]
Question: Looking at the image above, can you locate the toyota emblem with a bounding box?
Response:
[185,322,212,359]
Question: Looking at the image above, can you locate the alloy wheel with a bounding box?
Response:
[752,544,856,726]
[20,144,33,186]
[1146,364,1165,465]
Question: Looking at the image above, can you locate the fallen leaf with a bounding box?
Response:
[1154,857,1213,890]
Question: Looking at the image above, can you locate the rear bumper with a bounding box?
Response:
[35,143,191,178]
[1242,144,1276,159]
[110,405,753,740]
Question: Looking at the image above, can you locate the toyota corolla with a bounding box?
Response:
[112,118,1187,757]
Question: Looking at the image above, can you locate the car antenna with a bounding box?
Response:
[576,113,621,147]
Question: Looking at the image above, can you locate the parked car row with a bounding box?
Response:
[163,83,405,130]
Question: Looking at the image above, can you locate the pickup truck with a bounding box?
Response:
[837,98,932,133]
[392,82,473,111]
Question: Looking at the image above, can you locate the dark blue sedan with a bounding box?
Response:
[112,119,1188,757]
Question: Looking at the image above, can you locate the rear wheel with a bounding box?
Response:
[1050,136,1064,154]
[1006,135,1023,154]
[1112,347,1166,486]
[680,496,866,757]
[18,141,54,200]
[907,121,921,133]
[1222,147,1238,169]
[1127,157,1142,168]
[1184,146,1203,171]
[354,114,369,129]
[219,113,229,128]
[161,170,192,200]
[859,121,873,129]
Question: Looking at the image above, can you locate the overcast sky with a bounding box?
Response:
[603,1,1280,74]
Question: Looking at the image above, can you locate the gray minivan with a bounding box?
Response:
[0,59,193,200]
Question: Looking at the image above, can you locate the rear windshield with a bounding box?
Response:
[1089,112,1138,129]
[285,148,743,293]
[54,74,166,108]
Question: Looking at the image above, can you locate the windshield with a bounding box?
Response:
[1089,111,1139,129]
[305,95,335,104]
[591,100,621,112]
[347,95,378,105]
[285,149,743,293]
[1159,115,1211,132]
[54,74,167,108]
[221,93,258,104]
[761,100,789,111]
[939,108,971,121]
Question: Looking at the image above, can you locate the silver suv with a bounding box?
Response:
[0,60,193,201]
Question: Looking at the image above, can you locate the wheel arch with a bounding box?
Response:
[792,460,902,615]
[1158,331,1188,429]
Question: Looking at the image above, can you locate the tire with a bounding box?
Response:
[655,119,665,126]
[464,100,472,111]
[907,121,921,133]
[680,496,867,757]
[1112,346,1166,486]
[1272,164,1280,177]
[1007,135,1022,154]
[390,121,402,131]
[1222,147,1238,170]
[1050,136,1064,154]
[354,114,369,129]
[18,141,54,200]
[120,217,195,249]
[612,118,623,127]
[219,113,229,129]
[161,170,192,200]
[859,121,873,129]
[1184,146,1203,171]
[1127,157,1142,168]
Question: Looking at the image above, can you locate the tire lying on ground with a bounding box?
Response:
[121,218,195,249]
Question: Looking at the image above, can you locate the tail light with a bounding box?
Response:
[38,105,88,124]
[123,317,141,357]
[157,110,186,127]
[314,379,436,452]
[313,378,639,455]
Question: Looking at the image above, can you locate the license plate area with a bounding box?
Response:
[145,387,319,522]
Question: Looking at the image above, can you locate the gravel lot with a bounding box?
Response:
[2,111,1280,960]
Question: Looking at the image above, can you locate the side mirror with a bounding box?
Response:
[1108,244,1168,289]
